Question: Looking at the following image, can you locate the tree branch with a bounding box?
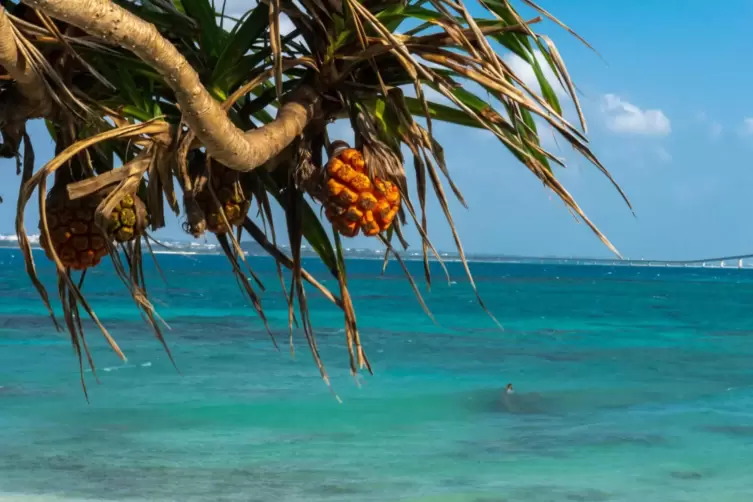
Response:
[23,0,320,172]
[0,7,51,121]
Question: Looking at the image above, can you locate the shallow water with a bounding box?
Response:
[2,248,753,501]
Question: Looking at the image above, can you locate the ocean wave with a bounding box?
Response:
[0,234,224,256]
[84,362,152,373]
[2,233,745,269]
[0,234,39,244]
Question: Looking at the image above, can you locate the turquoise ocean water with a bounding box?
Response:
[1,246,753,501]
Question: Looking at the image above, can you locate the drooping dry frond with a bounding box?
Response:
[0,0,632,396]
[0,7,49,116]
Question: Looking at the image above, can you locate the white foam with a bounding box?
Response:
[0,234,39,244]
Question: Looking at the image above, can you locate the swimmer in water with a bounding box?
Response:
[505,383,514,394]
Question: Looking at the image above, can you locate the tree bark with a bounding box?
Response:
[0,7,52,122]
[23,0,320,172]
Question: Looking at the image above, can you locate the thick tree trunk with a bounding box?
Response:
[23,0,320,172]
[0,7,52,123]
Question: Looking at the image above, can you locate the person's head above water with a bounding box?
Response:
[505,383,514,394]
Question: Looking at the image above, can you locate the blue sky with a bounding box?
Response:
[2,1,752,260]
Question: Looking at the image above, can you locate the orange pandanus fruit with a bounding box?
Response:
[40,186,110,270]
[107,193,148,243]
[195,163,251,235]
[324,148,401,237]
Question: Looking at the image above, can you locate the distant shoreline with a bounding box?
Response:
[0,241,748,269]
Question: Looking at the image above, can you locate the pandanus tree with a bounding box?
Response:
[0,0,628,394]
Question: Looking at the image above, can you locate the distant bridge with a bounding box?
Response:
[632,253,753,268]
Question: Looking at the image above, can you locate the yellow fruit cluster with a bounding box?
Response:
[324,149,400,237]
[108,194,147,243]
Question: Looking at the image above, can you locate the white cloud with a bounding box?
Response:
[600,94,671,136]
[740,118,753,137]
[656,146,672,163]
[696,111,723,140]
[503,50,567,99]
[709,121,723,139]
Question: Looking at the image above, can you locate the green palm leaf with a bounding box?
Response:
[0,0,632,393]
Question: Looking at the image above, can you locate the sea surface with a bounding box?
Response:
[1,247,753,501]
